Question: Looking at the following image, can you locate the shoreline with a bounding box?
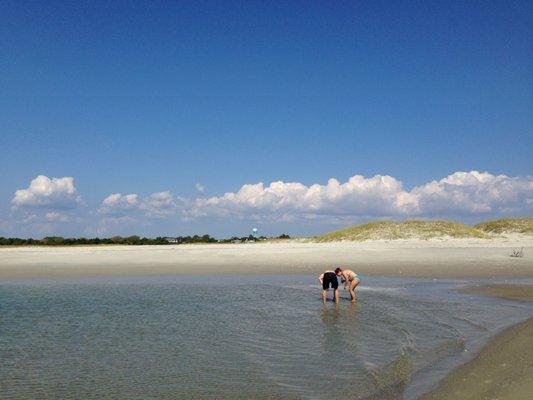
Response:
[1,238,532,280]
[417,284,533,400]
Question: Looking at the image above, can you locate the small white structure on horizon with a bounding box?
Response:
[165,237,179,244]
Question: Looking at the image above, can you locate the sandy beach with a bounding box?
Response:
[419,284,533,400]
[1,237,532,280]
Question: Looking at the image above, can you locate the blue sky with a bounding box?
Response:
[1,1,531,238]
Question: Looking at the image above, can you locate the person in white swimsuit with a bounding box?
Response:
[334,267,360,302]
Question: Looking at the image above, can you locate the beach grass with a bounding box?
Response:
[474,218,533,235]
[315,220,488,242]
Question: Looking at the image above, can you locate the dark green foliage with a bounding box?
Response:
[0,233,292,246]
[218,235,266,243]
[0,234,217,246]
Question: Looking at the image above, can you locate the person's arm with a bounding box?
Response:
[318,273,324,284]
[341,273,348,289]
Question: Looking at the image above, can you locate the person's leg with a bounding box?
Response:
[349,280,360,302]
[333,288,339,303]
[322,289,328,304]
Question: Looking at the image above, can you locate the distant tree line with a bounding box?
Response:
[219,235,265,243]
[0,234,290,246]
[218,234,290,243]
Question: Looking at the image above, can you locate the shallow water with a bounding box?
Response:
[1,275,532,399]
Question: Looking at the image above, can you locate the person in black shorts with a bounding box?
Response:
[318,269,339,304]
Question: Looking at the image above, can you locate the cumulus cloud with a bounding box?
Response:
[11,175,81,209]
[15,171,530,235]
[184,171,533,221]
[98,191,182,219]
[98,193,139,215]
[139,191,180,218]
[195,183,205,193]
[410,171,533,216]
[185,175,414,220]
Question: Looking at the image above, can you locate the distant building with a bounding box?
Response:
[165,237,179,244]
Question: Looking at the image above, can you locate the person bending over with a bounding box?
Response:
[335,267,360,302]
[318,269,339,304]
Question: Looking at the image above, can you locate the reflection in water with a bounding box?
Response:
[321,303,342,365]
[321,302,341,322]
[0,276,532,400]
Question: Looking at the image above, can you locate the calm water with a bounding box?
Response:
[1,275,532,400]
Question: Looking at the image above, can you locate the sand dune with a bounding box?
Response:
[316,218,533,242]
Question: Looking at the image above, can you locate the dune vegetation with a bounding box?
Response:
[316,218,533,242]
[315,220,490,242]
[474,218,533,235]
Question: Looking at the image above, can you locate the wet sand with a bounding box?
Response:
[461,284,533,302]
[418,284,533,400]
[0,238,532,279]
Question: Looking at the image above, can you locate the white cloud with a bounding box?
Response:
[410,171,533,216]
[98,193,139,215]
[139,191,180,218]
[17,171,528,235]
[185,171,533,221]
[98,191,181,219]
[44,212,70,222]
[11,175,81,209]
[186,175,413,220]
[103,193,138,206]
[195,183,205,193]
